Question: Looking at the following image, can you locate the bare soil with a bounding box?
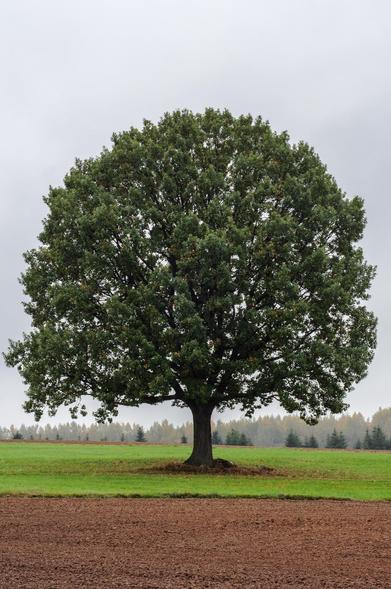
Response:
[0,498,390,588]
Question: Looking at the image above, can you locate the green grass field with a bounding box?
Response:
[0,442,390,500]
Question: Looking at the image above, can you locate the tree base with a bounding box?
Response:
[210,458,235,469]
[183,457,235,469]
[147,461,277,475]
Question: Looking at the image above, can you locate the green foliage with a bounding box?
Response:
[338,431,347,449]
[180,434,188,444]
[363,429,372,449]
[304,434,319,448]
[240,432,253,446]
[5,108,376,427]
[326,429,347,449]
[326,429,338,448]
[135,426,146,443]
[370,426,387,450]
[211,430,222,445]
[360,426,389,450]
[225,429,241,445]
[225,429,252,446]
[285,430,301,447]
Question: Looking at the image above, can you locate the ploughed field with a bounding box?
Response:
[1,441,391,500]
[1,497,390,588]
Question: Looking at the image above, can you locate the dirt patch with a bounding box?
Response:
[0,498,390,588]
[143,461,279,476]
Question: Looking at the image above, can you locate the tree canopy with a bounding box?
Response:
[5,108,377,465]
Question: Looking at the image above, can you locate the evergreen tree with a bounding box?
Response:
[326,429,339,448]
[12,431,23,440]
[285,430,301,447]
[180,434,188,444]
[211,430,222,445]
[120,432,125,442]
[135,426,146,442]
[327,429,347,449]
[371,426,387,450]
[337,431,347,449]
[355,439,362,449]
[239,432,252,446]
[363,429,372,449]
[226,429,242,445]
[308,434,319,448]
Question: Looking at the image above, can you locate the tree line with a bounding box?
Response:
[6,423,254,446]
[285,426,391,450]
[2,407,391,448]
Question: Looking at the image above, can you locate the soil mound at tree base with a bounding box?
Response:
[1,497,390,588]
[144,460,278,475]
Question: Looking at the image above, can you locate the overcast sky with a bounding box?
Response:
[1,0,390,427]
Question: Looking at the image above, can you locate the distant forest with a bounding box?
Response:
[2,408,391,449]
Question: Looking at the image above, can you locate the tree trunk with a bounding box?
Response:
[184,403,214,466]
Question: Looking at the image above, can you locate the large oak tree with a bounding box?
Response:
[5,109,376,466]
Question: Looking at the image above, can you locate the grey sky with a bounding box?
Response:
[1,0,390,427]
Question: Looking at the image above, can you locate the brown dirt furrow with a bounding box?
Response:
[0,498,390,588]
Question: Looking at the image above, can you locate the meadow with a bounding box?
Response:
[0,441,390,500]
